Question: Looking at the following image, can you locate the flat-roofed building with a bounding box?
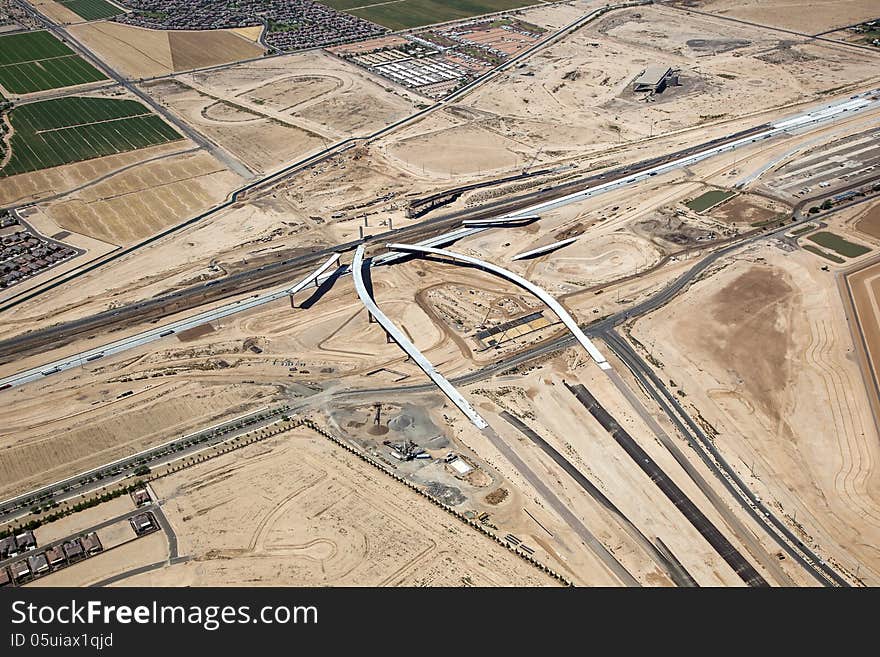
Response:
[0,566,11,587]
[632,65,673,93]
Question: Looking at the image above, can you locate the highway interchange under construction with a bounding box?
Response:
[4,0,880,590]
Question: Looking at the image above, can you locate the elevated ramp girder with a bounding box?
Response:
[512,237,578,261]
[387,243,611,370]
[351,245,489,429]
[462,214,540,227]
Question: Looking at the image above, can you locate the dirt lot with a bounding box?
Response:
[383,4,880,177]
[630,241,880,584]
[117,428,561,586]
[682,0,880,35]
[854,201,880,241]
[710,193,790,225]
[32,496,135,546]
[27,0,81,24]
[68,23,265,78]
[43,149,242,245]
[0,379,277,500]
[144,79,327,174]
[844,253,880,427]
[138,52,417,174]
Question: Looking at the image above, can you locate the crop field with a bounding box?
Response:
[808,231,871,258]
[331,0,546,30]
[0,30,106,94]
[685,189,737,213]
[803,243,845,264]
[58,0,125,21]
[1,96,182,177]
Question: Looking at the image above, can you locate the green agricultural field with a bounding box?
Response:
[802,244,845,264]
[685,189,736,213]
[335,0,546,31]
[807,231,871,258]
[0,31,106,94]
[0,96,182,177]
[58,0,125,21]
[790,224,816,237]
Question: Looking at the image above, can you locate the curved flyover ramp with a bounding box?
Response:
[386,243,611,371]
[512,237,578,261]
[351,245,489,429]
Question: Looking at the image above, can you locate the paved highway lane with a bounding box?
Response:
[479,423,640,586]
[500,410,698,587]
[0,407,282,524]
[565,382,769,587]
[5,91,876,385]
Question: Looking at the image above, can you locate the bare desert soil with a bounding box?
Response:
[68,23,265,78]
[382,4,880,178]
[683,0,880,35]
[27,0,81,25]
[854,202,880,241]
[140,52,418,174]
[44,149,241,245]
[631,242,880,584]
[123,429,561,586]
[709,193,789,225]
[0,379,278,499]
[3,0,880,589]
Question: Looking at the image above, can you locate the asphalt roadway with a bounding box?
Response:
[565,382,769,587]
[0,0,646,318]
[0,119,773,365]
[0,407,283,524]
[500,410,698,587]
